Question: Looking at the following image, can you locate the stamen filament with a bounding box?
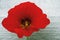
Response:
[25,21,28,27]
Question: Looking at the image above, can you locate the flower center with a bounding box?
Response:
[21,18,31,28]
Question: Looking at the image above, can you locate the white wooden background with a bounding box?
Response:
[0,0,60,40]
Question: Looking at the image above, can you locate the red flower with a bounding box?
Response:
[2,2,50,38]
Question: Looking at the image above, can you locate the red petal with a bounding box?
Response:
[2,18,14,32]
[14,28,24,38]
[31,14,50,29]
[23,25,39,36]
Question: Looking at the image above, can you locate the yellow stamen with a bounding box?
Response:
[25,21,29,27]
[21,21,29,29]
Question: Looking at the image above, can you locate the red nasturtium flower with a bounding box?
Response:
[2,2,50,38]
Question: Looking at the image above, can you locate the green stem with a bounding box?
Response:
[26,37,30,40]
